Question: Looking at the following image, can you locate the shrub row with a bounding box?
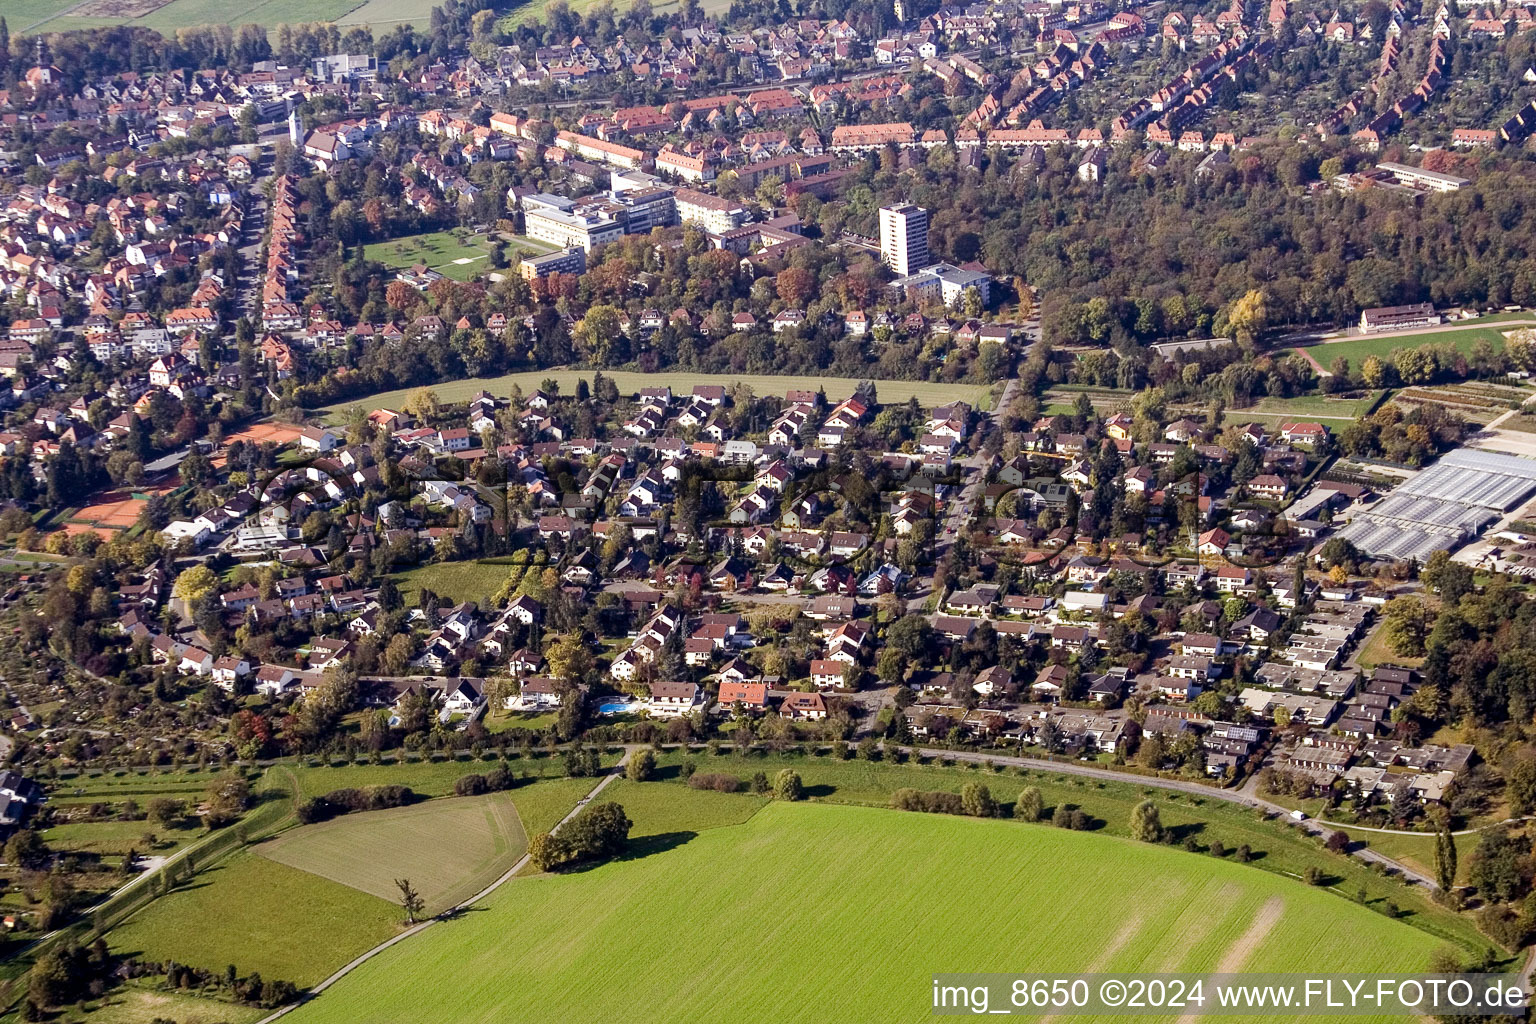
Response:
[295,785,415,824]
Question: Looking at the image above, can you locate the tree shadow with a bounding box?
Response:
[803,784,836,799]
[622,830,697,861]
[1166,821,1206,844]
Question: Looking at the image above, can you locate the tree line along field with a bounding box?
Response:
[318,371,993,423]
[278,801,1447,1024]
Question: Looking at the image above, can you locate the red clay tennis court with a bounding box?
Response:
[224,423,305,446]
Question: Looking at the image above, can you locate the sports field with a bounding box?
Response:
[279,801,1445,1024]
[1289,324,1514,374]
[319,371,991,421]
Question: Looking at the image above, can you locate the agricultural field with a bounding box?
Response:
[108,850,401,988]
[280,801,1448,1024]
[335,0,434,29]
[106,776,596,987]
[257,791,527,914]
[603,778,767,837]
[26,0,365,34]
[639,751,1483,949]
[1393,380,1532,424]
[319,371,992,422]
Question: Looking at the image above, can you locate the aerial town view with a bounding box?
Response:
[4,0,1536,1018]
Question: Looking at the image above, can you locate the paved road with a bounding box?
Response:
[253,753,629,1024]
[902,745,1438,887]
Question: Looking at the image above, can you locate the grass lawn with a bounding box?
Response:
[108,851,401,989]
[361,230,511,283]
[48,980,267,1024]
[1360,829,1483,887]
[603,779,767,836]
[484,708,560,733]
[257,792,527,914]
[1355,620,1425,672]
[319,371,992,422]
[392,560,514,605]
[279,801,1447,1024]
[43,818,206,858]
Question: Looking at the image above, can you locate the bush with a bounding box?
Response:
[889,788,964,815]
[1052,805,1074,828]
[750,771,770,795]
[773,770,804,801]
[1237,844,1252,862]
[688,772,741,793]
[295,798,333,824]
[1014,787,1043,822]
[960,782,996,818]
[1130,800,1163,843]
[626,750,656,783]
[1325,830,1350,853]
[1304,865,1322,885]
[453,774,489,797]
[679,759,697,780]
[1209,840,1226,858]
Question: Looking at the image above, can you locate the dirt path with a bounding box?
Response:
[1173,896,1284,1024]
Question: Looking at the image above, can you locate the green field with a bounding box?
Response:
[258,792,528,914]
[109,851,400,988]
[319,371,991,421]
[280,800,1446,1024]
[392,560,515,605]
[640,751,1483,949]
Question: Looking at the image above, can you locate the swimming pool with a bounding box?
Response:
[598,700,636,714]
